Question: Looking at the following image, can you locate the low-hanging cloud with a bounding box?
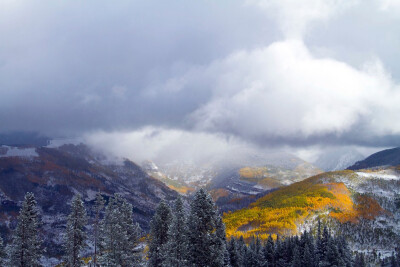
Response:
[174,39,400,147]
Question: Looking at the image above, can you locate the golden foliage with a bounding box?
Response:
[223,170,385,241]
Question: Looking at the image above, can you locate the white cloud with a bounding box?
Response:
[247,0,358,38]
[84,127,264,165]
[154,39,400,144]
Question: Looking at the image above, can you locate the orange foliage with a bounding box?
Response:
[223,170,386,241]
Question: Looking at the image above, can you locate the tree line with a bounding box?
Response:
[0,189,399,266]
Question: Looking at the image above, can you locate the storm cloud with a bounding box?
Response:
[1,0,400,159]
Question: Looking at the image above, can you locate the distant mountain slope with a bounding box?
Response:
[347,147,400,170]
[223,167,400,253]
[210,153,322,195]
[314,148,364,171]
[0,144,177,260]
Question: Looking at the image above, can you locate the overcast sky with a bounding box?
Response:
[1,0,400,162]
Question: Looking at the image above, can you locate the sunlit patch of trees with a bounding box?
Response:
[224,172,386,240]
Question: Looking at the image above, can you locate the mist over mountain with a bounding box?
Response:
[314,147,365,171]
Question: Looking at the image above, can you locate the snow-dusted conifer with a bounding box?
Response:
[93,192,105,266]
[63,194,88,267]
[119,197,142,265]
[187,189,218,267]
[148,200,172,267]
[0,236,5,266]
[98,194,142,266]
[228,238,240,267]
[212,214,229,267]
[9,192,43,267]
[162,196,188,267]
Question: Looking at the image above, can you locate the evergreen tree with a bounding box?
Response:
[355,253,366,267]
[148,200,172,267]
[302,243,313,267]
[325,238,340,267]
[213,214,230,267]
[228,238,240,267]
[0,236,5,266]
[252,236,266,267]
[63,194,88,267]
[237,236,246,266]
[98,194,142,266]
[162,196,188,267]
[119,198,142,265]
[291,245,302,267]
[337,236,352,267]
[93,192,105,266]
[98,196,121,266]
[243,243,257,267]
[264,234,275,266]
[187,189,220,267]
[9,192,43,267]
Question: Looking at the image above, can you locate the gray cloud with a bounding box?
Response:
[1,0,400,154]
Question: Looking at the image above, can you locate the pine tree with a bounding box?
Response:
[264,234,275,266]
[337,236,352,267]
[98,194,142,266]
[0,236,6,266]
[324,238,340,267]
[252,236,266,267]
[213,214,230,267]
[98,195,121,266]
[291,245,302,267]
[162,196,188,267]
[119,198,142,265]
[93,192,105,266]
[237,236,246,266]
[228,238,240,267]
[355,252,366,267]
[9,192,43,267]
[148,200,172,267]
[302,243,313,267]
[187,189,218,267]
[243,243,257,267]
[64,194,88,267]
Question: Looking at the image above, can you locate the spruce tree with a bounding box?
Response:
[162,196,188,267]
[9,192,43,267]
[213,214,230,267]
[302,243,313,267]
[119,198,142,265]
[93,192,105,266]
[237,236,246,266]
[228,238,240,267]
[264,234,275,266]
[291,245,302,267]
[187,189,218,267]
[64,194,88,267]
[148,200,172,267]
[98,194,142,266]
[0,236,5,266]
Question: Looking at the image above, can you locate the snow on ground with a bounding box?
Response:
[0,145,38,157]
[356,170,400,180]
[85,189,98,201]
